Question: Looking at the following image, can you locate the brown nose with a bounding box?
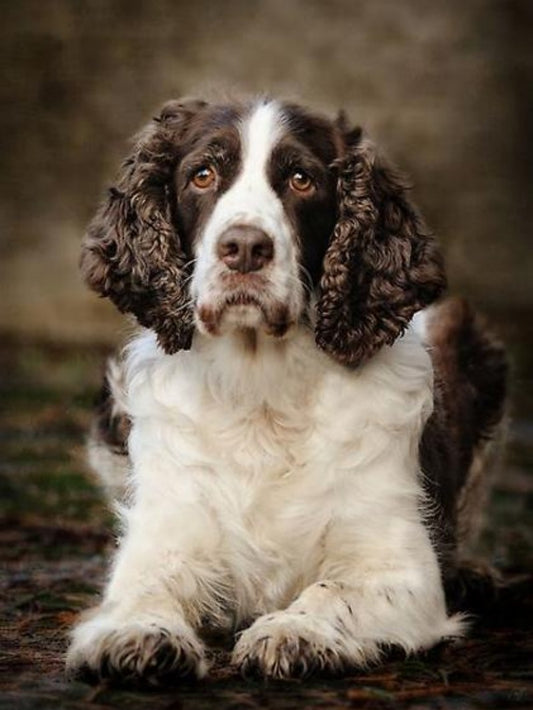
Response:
[217,226,274,273]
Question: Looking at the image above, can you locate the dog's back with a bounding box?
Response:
[419,298,507,575]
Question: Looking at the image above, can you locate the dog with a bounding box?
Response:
[66,97,507,685]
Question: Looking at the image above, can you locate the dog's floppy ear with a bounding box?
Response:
[80,99,207,353]
[315,120,446,367]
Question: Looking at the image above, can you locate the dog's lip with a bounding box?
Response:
[195,291,293,339]
[194,290,266,324]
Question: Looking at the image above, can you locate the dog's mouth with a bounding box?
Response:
[196,289,292,338]
[225,292,262,308]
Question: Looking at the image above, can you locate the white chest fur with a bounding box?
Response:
[70,323,463,684]
[120,325,433,622]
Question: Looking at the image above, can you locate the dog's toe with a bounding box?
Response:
[232,611,349,679]
[67,620,207,686]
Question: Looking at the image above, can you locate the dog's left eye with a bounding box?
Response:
[289,170,314,194]
[192,165,217,189]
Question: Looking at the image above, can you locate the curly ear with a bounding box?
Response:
[315,132,446,366]
[80,99,207,353]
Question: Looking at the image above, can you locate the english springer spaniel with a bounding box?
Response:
[67,98,507,685]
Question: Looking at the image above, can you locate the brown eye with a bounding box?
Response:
[289,170,313,194]
[192,165,216,189]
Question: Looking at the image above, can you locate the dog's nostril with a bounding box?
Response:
[252,240,274,261]
[220,241,239,258]
[217,226,274,273]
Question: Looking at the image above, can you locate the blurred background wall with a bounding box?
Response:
[1,0,531,345]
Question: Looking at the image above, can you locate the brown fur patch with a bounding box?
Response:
[420,298,508,577]
[93,368,131,456]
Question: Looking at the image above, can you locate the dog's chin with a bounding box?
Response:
[221,303,265,331]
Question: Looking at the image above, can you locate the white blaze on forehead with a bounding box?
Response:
[239,100,286,183]
[198,100,290,245]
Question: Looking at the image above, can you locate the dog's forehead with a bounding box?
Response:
[178,103,244,152]
[178,100,338,164]
[242,101,339,165]
[279,103,339,165]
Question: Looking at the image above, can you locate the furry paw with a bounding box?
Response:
[66,616,207,686]
[232,611,356,679]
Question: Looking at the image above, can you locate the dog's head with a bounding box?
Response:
[82,98,445,366]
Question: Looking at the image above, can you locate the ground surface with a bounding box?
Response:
[1,322,532,709]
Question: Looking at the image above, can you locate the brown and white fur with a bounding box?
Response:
[67,98,507,685]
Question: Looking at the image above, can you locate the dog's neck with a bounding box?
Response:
[190,324,328,410]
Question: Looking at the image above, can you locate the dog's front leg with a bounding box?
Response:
[66,478,226,685]
[233,518,466,679]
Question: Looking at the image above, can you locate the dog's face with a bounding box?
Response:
[174,101,338,338]
[81,98,446,365]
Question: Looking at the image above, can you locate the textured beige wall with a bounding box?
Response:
[1,0,531,344]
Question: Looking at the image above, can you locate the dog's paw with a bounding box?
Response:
[232,610,358,679]
[66,615,207,686]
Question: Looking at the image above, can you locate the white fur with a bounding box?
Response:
[68,322,465,679]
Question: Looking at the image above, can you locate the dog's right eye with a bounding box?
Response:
[289,170,314,195]
[192,165,217,189]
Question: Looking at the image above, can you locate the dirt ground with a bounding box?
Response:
[1,323,532,709]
